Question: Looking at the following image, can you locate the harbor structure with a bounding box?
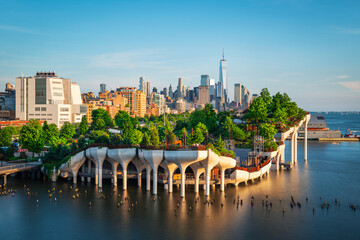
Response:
[57,114,311,196]
[298,114,341,139]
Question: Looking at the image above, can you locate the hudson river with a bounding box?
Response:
[1,112,359,240]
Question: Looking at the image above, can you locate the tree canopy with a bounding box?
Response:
[20,119,45,154]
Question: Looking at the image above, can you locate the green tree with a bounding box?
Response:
[79,116,88,135]
[260,88,272,106]
[110,134,123,145]
[131,129,143,145]
[196,122,208,137]
[43,122,61,146]
[190,110,206,128]
[115,110,132,129]
[77,135,87,148]
[141,132,151,146]
[258,123,277,140]
[20,119,45,154]
[231,125,246,141]
[90,130,110,143]
[92,108,114,128]
[150,125,160,147]
[243,97,268,123]
[92,118,106,131]
[189,127,205,144]
[0,126,16,147]
[60,122,76,140]
[213,135,226,151]
[203,104,218,132]
[166,131,177,145]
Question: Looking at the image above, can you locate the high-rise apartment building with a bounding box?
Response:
[197,86,210,105]
[200,75,210,86]
[116,87,146,117]
[152,93,165,115]
[168,85,173,98]
[16,71,87,126]
[139,77,145,92]
[100,83,107,93]
[0,83,16,121]
[145,82,150,98]
[209,78,215,101]
[234,83,242,103]
[177,78,183,98]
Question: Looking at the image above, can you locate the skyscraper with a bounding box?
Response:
[169,84,173,98]
[200,75,210,86]
[177,78,183,98]
[219,50,228,102]
[100,83,107,93]
[146,82,150,97]
[209,78,215,101]
[234,83,242,103]
[197,86,210,105]
[139,77,145,91]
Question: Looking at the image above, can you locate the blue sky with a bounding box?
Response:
[0,0,359,111]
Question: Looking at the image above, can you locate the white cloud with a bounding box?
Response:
[338,81,360,92]
[89,49,175,71]
[0,25,39,35]
[332,26,360,35]
[337,75,350,79]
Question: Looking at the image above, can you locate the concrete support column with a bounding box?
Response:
[152,167,158,195]
[3,174,7,185]
[146,167,151,191]
[290,133,295,165]
[205,169,211,196]
[168,172,173,193]
[119,162,131,190]
[72,169,78,184]
[80,165,85,182]
[95,166,99,185]
[294,131,298,163]
[220,169,225,191]
[304,121,308,161]
[194,173,200,193]
[137,173,142,187]
[180,170,186,197]
[87,160,91,183]
[112,162,119,186]
[98,166,103,188]
[122,169,128,190]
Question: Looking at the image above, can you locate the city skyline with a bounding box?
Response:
[0,0,360,111]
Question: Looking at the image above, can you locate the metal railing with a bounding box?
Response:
[0,162,41,174]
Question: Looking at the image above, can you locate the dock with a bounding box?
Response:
[318,138,359,142]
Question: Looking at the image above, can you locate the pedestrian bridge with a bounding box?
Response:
[0,162,41,185]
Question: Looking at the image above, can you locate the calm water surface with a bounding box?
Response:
[1,113,359,240]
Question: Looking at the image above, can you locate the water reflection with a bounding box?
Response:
[1,142,360,239]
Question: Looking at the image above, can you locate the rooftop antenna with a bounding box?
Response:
[222,48,225,60]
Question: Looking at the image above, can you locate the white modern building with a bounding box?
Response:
[16,71,87,127]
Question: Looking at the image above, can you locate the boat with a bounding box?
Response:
[344,129,360,138]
